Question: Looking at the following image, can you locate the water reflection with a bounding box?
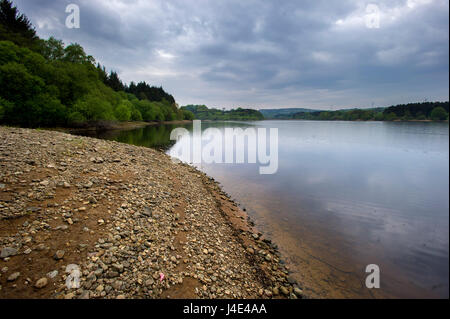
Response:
[79,120,449,298]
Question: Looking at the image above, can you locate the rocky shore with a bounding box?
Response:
[0,126,303,299]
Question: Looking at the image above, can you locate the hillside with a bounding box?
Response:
[0,0,193,128]
[181,105,264,121]
[292,102,449,121]
[259,108,320,119]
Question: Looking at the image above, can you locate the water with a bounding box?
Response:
[80,120,449,298]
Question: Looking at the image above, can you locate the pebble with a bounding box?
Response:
[1,247,18,258]
[294,287,303,297]
[54,250,65,260]
[280,286,290,296]
[7,272,20,282]
[35,278,48,289]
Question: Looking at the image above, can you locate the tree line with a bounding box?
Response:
[181,105,264,121]
[292,102,449,122]
[0,0,194,128]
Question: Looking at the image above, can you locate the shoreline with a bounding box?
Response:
[47,120,194,135]
[0,126,303,299]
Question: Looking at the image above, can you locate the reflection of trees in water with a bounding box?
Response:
[113,124,180,149]
[92,121,257,150]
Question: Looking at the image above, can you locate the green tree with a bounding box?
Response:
[114,100,132,121]
[430,107,448,121]
[72,93,115,122]
[41,36,65,61]
[63,43,94,64]
[384,112,398,121]
[0,0,38,49]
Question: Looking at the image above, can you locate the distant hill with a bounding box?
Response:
[292,102,449,121]
[259,108,322,119]
[181,105,264,121]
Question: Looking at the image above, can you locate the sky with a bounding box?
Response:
[13,0,449,110]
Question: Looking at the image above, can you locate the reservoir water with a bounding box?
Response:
[82,120,449,298]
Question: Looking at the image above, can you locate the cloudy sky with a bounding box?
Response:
[14,0,449,109]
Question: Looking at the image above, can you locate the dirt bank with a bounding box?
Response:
[0,126,303,299]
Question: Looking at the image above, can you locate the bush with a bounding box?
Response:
[430,107,448,121]
[67,111,86,126]
[384,112,398,121]
[182,109,195,120]
[114,101,132,122]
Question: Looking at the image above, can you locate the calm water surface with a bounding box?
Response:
[82,120,449,298]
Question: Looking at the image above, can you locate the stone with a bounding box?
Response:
[272,287,279,296]
[293,287,303,297]
[47,270,58,279]
[40,180,50,186]
[1,247,18,258]
[79,291,90,299]
[280,286,289,296]
[35,278,48,289]
[54,250,65,260]
[287,276,296,284]
[7,272,20,282]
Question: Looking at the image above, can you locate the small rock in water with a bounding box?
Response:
[294,287,303,297]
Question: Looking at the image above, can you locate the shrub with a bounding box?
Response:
[430,107,448,121]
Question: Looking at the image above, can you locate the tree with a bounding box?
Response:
[0,0,37,40]
[63,43,94,64]
[106,71,124,92]
[114,100,132,121]
[430,107,448,121]
[384,112,398,121]
[41,36,65,61]
[0,3,181,128]
[0,96,13,121]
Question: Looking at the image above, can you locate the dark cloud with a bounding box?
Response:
[13,0,449,109]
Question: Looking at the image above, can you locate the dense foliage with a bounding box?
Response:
[0,0,191,128]
[293,102,449,121]
[181,105,264,121]
[260,108,320,119]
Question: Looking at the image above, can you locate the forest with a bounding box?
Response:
[292,102,449,121]
[181,105,264,121]
[0,0,193,128]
